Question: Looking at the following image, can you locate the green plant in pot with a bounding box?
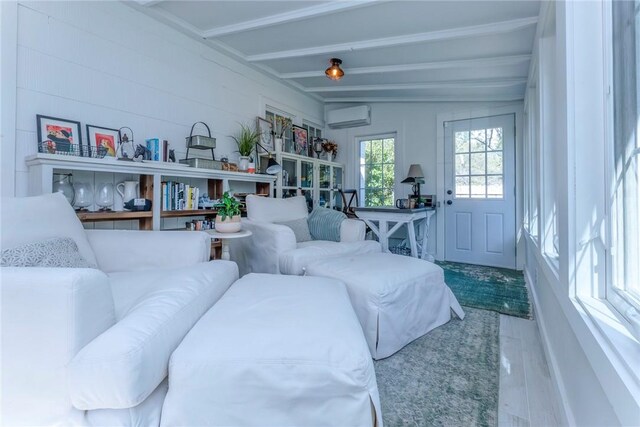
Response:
[215,192,242,233]
[231,123,260,172]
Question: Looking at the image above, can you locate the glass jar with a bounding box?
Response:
[95,183,114,211]
[73,182,93,211]
[52,173,75,205]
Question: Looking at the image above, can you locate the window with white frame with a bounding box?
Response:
[608,0,640,332]
[526,84,540,240]
[265,109,293,153]
[358,135,395,206]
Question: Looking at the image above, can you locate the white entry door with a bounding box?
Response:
[444,114,516,268]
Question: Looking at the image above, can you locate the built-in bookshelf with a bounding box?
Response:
[26,154,275,231]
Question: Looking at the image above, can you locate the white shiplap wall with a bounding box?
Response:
[8,1,323,201]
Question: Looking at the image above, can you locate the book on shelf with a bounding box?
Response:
[145,138,164,162]
[161,181,201,212]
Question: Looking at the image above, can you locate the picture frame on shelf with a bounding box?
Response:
[256,116,274,153]
[37,115,84,157]
[86,124,118,159]
[293,125,307,156]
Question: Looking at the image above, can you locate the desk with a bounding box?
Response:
[354,207,436,261]
[206,229,252,261]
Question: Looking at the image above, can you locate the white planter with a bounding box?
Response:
[215,214,241,233]
[238,156,250,172]
[327,152,333,162]
[275,138,284,151]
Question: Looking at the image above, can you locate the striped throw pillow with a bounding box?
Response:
[307,208,346,242]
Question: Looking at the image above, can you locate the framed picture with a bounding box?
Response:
[293,125,308,156]
[37,115,83,156]
[256,116,274,153]
[86,124,118,158]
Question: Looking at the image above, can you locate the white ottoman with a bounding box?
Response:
[306,253,465,360]
[160,273,382,427]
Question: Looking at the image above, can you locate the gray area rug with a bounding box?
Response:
[375,307,500,427]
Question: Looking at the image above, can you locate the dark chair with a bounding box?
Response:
[339,189,359,219]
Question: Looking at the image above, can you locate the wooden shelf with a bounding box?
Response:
[76,211,152,222]
[161,209,217,218]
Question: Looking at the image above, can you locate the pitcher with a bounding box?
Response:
[116,180,139,202]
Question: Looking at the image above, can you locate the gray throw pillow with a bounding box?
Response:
[1,237,98,268]
[307,208,347,242]
[275,218,312,243]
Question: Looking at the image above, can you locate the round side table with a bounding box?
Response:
[206,229,252,261]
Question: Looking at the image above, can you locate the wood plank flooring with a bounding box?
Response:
[498,315,565,426]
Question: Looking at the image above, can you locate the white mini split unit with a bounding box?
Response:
[326,105,371,129]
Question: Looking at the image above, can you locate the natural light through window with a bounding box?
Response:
[359,136,395,207]
[454,127,504,199]
[609,0,640,332]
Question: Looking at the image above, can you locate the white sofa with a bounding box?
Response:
[1,193,238,426]
[231,195,381,275]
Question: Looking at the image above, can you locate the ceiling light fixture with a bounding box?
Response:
[325,58,344,81]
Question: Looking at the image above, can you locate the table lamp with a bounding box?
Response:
[401,164,425,198]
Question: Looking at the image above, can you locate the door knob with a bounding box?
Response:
[447,190,453,195]
[446,200,453,205]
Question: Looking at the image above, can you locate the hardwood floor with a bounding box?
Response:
[498,315,565,426]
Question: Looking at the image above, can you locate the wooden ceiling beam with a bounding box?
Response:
[305,78,527,92]
[246,16,538,62]
[279,55,531,79]
[202,1,384,39]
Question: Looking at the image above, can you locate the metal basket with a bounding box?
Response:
[38,140,108,158]
[185,122,216,149]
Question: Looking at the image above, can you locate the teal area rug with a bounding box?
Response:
[375,307,499,426]
[437,261,531,319]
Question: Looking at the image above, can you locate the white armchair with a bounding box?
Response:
[1,193,238,426]
[231,195,381,275]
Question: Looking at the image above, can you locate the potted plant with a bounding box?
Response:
[215,192,242,233]
[231,123,260,171]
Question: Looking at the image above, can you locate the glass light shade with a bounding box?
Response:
[95,183,114,211]
[325,58,344,81]
[73,182,93,211]
[52,173,75,205]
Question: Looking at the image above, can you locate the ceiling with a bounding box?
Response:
[132,0,541,103]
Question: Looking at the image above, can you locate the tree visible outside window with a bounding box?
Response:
[359,136,395,206]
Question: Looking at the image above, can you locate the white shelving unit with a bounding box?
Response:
[26,154,275,230]
[258,151,344,211]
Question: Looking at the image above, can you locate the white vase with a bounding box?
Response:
[238,156,250,171]
[215,214,241,233]
[275,138,283,151]
[327,152,333,162]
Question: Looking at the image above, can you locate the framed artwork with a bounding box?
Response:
[256,116,274,153]
[37,115,83,156]
[86,124,118,158]
[293,125,308,156]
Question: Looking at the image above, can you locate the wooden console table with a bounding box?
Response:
[354,206,436,261]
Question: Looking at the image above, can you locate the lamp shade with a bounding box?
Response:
[265,157,282,175]
[401,164,425,183]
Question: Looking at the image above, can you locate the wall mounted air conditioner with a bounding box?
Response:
[326,105,371,129]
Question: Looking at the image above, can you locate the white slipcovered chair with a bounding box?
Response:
[231,195,381,275]
[1,193,238,426]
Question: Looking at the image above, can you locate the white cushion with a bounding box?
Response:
[68,261,239,409]
[85,379,167,427]
[279,239,381,275]
[246,195,308,223]
[1,193,97,266]
[306,253,465,359]
[160,273,382,426]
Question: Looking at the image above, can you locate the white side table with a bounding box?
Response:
[206,229,252,261]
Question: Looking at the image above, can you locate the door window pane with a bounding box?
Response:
[456,176,470,198]
[455,131,470,153]
[487,175,504,198]
[470,153,486,175]
[470,129,486,151]
[487,152,503,174]
[470,176,486,197]
[455,154,469,175]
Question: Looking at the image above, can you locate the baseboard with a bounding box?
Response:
[523,266,575,427]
